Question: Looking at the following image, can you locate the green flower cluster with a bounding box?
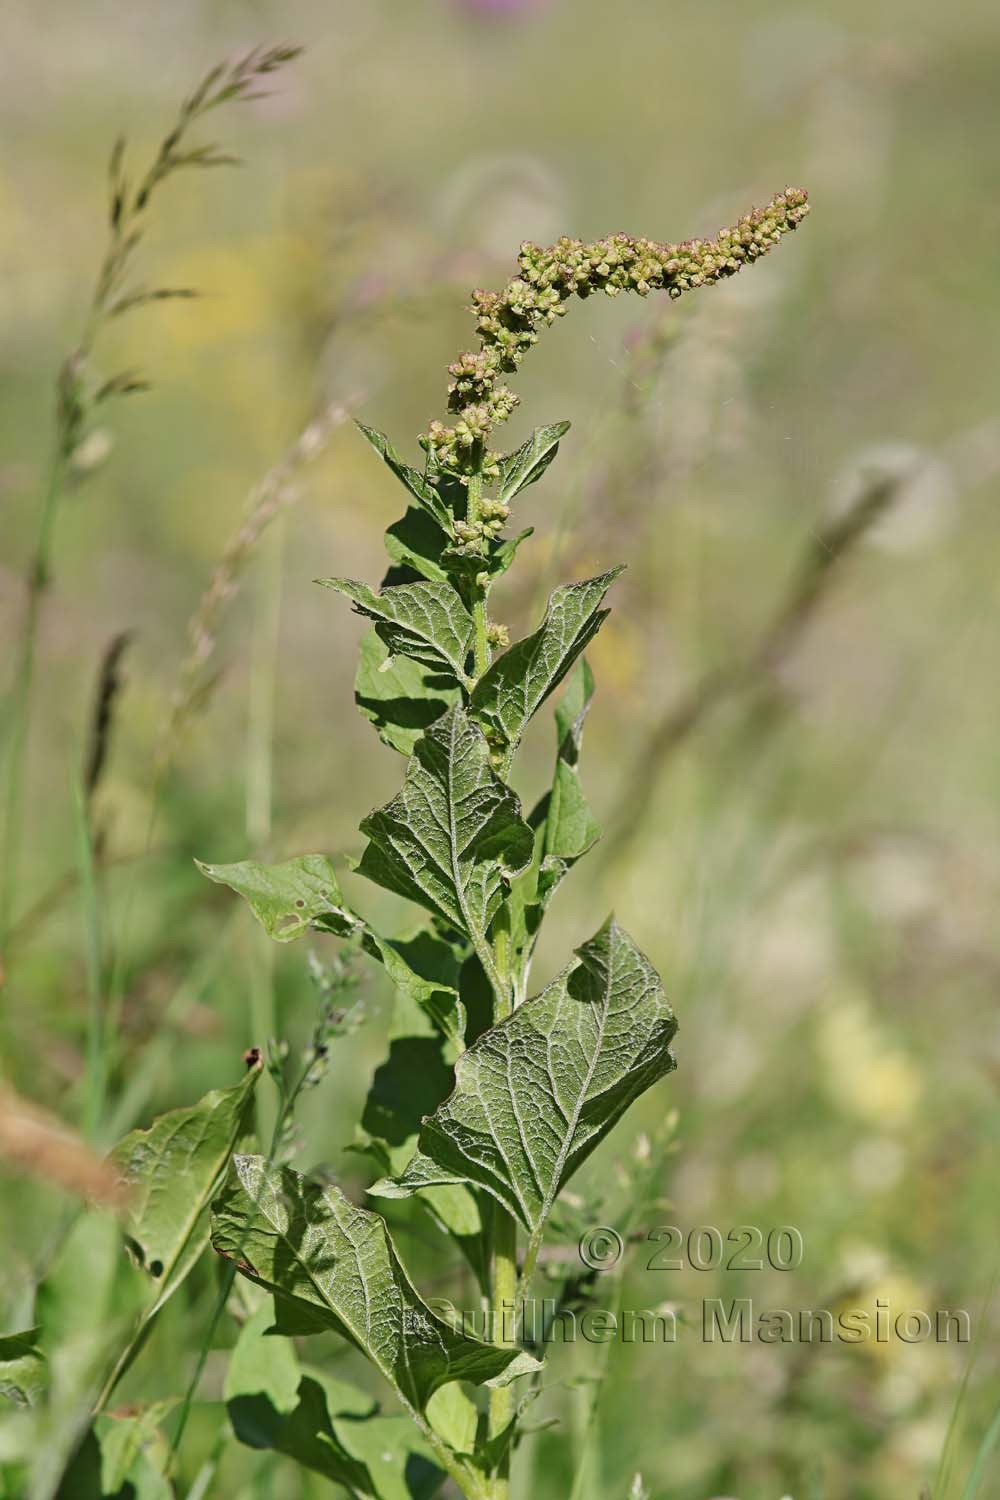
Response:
[421,187,809,484]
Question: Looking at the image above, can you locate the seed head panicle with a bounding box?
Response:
[421,187,810,483]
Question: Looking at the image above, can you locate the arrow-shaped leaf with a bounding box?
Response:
[471,569,623,771]
[356,707,534,991]
[371,919,676,1267]
[319,578,474,684]
[211,1155,537,1414]
[357,422,452,531]
[497,422,570,504]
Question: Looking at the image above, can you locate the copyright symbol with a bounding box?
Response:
[578,1225,624,1272]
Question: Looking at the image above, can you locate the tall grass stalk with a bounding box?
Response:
[0,44,301,958]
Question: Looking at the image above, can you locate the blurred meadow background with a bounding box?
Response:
[2,1,1000,1497]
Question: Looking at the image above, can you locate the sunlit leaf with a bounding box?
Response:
[371,920,676,1262]
[356,422,452,531]
[197,854,358,941]
[497,422,570,504]
[211,1156,538,1411]
[471,569,623,771]
[357,707,533,986]
[111,1059,262,1317]
[319,578,474,684]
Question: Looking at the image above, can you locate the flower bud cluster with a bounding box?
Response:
[448,496,512,558]
[422,188,809,498]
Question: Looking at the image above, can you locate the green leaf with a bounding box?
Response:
[33,1211,147,1500]
[225,1304,376,1492]
[111,1059,262,1316]
[0,1330,46,1409]
[471,569,623,771]
[539,656,601,892]
[371,919,676,1262]
[497,422,571,504]
[211,1156,538,1413]
[52,1404,175,1500]
[355,630,459,756]
[197,855,466,1042]
[356,707,533,989]
[508,658,600,979]
[357,422,452,530]
[319,578,474,684]
[197,854,358,941]
[489,527,534,579]
[225,1305,450,1497]
[425,1381,478,1456]
[384,507,450,584]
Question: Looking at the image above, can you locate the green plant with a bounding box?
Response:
[0,43,300,953]
[197,186,810,1499]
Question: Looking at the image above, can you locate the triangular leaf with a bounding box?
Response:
[111,1058,262,1317]
[357,707,533,992]
[355,630,459,756]
[319,578,474,684]
[197,854,358,940]
[471,569,623,772]
[357,422,452,531]
[211,1156,538,1413]
[497,422,570,504]
[371,920,676,1262]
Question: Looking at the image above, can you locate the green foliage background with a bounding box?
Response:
[2,1,999,1496]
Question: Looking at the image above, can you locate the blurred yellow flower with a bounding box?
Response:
[816,990,922,1127]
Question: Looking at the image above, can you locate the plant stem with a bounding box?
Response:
[1,450,66,948]
[465,469,491,679]
[488,923,517,1498]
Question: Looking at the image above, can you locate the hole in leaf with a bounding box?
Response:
[149,1259,164,1278]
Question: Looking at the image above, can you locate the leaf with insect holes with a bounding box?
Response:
[197,854,359,941]
[371,919,676,1253]
[198,856,465,1042]
[471,569,623,771]
[111,1060,262,1316]
[211,1156,538,1412]
[320,578,474,684]
[225,1305,447,1498]
[497,422,571,504]
[355,629,458,756]
[357,707,534,968]
[357,422,452,531]
[0,1330,46,1408]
